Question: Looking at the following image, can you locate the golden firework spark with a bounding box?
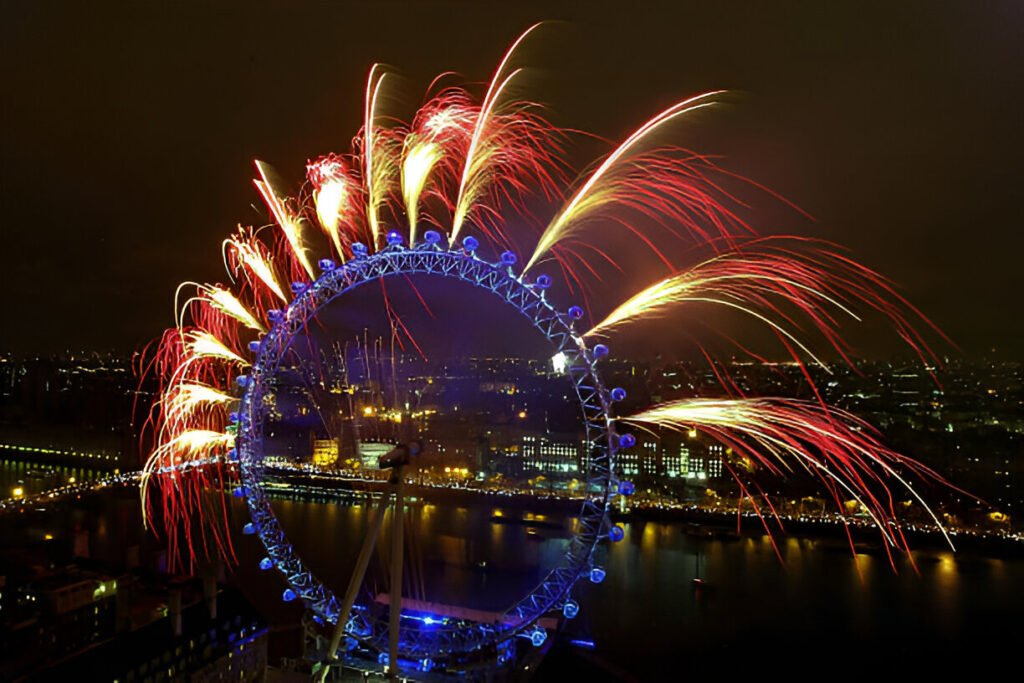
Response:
[223,232,287,301]
[624,398,953,550]
[525,92,724,272]
[254,160,315,278]
[450,22,541,245]
[164,383,234,424]
[183,330,246,366]
[363,65,400,250]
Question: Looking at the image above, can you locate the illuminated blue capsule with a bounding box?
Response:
[500,251,517,266]
[227,448,238,461]
[229,412,240,423]
[530,627,547,647]
[236,375,249,388]
[352,242,368,257]
[568,305,584,320]
[248,340,260,353]
[232,486,246,498]
[312,615,324,624]
[593,343,610,359]
[259,557,273,571]
[589,566,606,584]
[386,230,403,246]
[535,274,552,289]
[267,309,284,324]
[610,387,627,402]
[462,235,479,251]
[318,258,335,271]
[424,230,442,244]
[242,522,256,535]
[563,600,580,619]
[609,525,625,542]
[377,652,389,666]
[618,480,635,496]
[618,433,636,449]
[420,658,434,672]
[282,588,297,602]
[290,281,306,295]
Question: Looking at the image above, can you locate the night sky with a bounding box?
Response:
[2,1,1022,358]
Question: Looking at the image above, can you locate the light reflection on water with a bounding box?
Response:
[4,460,1020,675]
[251,495,1020,665]
[0,459,104,497]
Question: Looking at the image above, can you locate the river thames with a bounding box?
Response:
[3,461,1020,677]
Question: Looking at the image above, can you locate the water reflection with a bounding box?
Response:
[1,459,105,497]
[258,492,1021,666]
[4,460,1021,677]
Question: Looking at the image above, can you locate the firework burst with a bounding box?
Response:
[586,237,949,371]
[622,398,956,563]
[306,153,360,258]
[140,24,955,570]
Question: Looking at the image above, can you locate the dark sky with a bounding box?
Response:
[2,1,1022,358]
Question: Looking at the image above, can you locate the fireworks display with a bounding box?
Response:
[524,93,737,274]
[141,24,952,569]
[623,398,954,562]
[585,237,949,370]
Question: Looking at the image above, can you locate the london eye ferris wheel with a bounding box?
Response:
[140,22,955,678]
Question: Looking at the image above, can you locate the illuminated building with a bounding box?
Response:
[520,435,582,475]
[312,439,338,467]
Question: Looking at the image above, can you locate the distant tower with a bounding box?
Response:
[337,417,360,463]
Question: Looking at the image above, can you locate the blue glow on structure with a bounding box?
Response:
[234,243,620,663]
[462,235,480,251]
[267,309,284,323]
[282,588,297,602]
[235,375,249,389]
[569,639,596,650]
[618,433,636,449]
[618,480,635,496]
[610,387,627,402]
[352,242,368,256]
[501,250,517,266]
[318,258,335,271]
[530,627,547,648]
[242,522,256,535]
[401,611,448,627]
[290,281,306,295]
[562,600,579,619]
[568,305,584,319]
[248,340,260,353]
[387,230,403,246]
[609,525,625,542]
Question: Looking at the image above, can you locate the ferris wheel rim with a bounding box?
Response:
[235,241,620,661]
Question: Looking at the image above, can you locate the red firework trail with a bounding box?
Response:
[623,398,967,565]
